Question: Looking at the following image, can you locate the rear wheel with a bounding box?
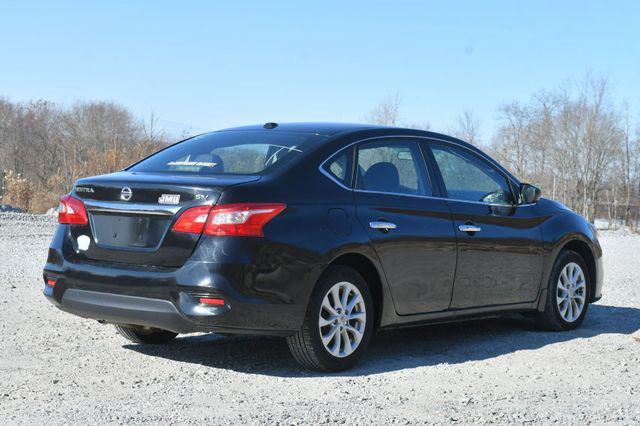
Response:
[287,266,374,371]
[113,324,178,344]
[536,250,590,331]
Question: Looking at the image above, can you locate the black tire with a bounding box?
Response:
[535,250,591,331]
[113,324,178,344]
[286,265,374,372]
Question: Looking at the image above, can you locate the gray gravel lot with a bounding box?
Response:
[1,213,639,424]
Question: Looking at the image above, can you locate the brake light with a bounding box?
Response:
[204,203,286,237]
[172,203,286,237]
[172,205,211,234]
[58,195,88,225]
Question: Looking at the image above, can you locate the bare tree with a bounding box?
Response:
[366,92,401,126]
[491,102,533,179]
[491,75,626,223]
[448,110,481,145]
[0,98,168,212]
[619,102,638,226]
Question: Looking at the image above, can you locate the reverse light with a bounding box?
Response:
[58,195,88,225]
[172,203,286,237]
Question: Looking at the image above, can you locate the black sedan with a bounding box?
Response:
[43,123,603,371]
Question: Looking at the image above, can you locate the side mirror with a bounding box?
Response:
[520,183,541,204]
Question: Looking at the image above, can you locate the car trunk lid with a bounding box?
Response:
[68,171,259,267]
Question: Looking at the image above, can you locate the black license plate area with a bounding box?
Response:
[90,213,171,250]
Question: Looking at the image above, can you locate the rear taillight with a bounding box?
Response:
[58,195,88,225]
[172,205,211,234]
[172,203,286,237]
[204,203,286,237]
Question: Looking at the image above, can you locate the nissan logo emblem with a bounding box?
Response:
[120,187,133,201]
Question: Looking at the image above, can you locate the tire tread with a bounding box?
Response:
[114,324,177,344]
[286,265,373,371]
[535,249,590,331]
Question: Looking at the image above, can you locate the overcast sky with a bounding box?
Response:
[1,1,638,140]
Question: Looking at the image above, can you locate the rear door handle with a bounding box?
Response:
[459,224,482,233]
[369,221,397,231]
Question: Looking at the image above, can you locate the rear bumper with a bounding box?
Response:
[42,272,300,336]
[43,225,324,336]
[45,287,289,335]
[52,288,201,334]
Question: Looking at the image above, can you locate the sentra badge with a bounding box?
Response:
[74,186,94,193]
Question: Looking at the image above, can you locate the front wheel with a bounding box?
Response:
[535,250,590,331]
[113,324,178,344]
[287,266,374,371]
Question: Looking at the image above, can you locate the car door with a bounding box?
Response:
[353,138,457,314]
[425,141,543,309]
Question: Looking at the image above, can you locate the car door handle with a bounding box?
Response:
[369,221,397,231]
[458,224,482,233]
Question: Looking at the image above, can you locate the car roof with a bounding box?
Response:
[214,122,477,152]
[209,122,485,155]
[216,121,477,144]
[216,122,389,136]
[213,121,480,156]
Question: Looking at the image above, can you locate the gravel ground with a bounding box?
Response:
[0,213,639,424]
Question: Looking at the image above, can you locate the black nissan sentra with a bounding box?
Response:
[43,122,603,371]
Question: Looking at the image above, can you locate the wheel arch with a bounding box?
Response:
[328,252,384,329]
[558,239,597,302]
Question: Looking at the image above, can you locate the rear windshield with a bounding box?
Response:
[128,131,326,175]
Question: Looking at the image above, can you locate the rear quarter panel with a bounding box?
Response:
[209,151,390,327]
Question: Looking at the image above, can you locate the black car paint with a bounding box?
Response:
[354,190,457,314]
[445,199,545,309]
[43,124,603,336]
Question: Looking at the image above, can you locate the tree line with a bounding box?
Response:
[1,75,639,231]
[0,99,167,212]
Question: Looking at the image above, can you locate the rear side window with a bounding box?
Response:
[129,131,326,175]
[356,140,432,196]
[322,150,352,187]
[430,144,514,204]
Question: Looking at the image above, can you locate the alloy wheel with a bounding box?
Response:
[556,262,586,322]
[318,281,367,358]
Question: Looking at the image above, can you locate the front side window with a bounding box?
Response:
[128,131,326,175]
[356,140,432,196]
[430,144,514,204]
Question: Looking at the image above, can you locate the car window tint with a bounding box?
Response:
[323,151,351,186]
[128,131,326,175]
[356,140,431,196]
[430,144,514,204]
